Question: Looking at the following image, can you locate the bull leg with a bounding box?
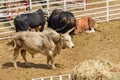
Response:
[35,27,39,32]
[91,28,95,32]
[13,49,19,68]
[50,57,55,69]
[21,50,30,67]
[47,56,55,69]
[40,26,44,32]
[85,28,95,33]
[28,27,32,31]
[48,51,56,69]
[47,56,51,69]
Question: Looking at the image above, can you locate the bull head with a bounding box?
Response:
[60,28,75,49]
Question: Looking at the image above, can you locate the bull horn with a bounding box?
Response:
[66,27,75,34]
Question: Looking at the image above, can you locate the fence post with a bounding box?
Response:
[29,0,32,11]
[50,76,53,80]
[46,0,50,16]
[106,0,109,22]
[83,0,86,10]
[64,0,66,11]
[59,75,62,80]
[68,74,71,80]
[41,78,44,80]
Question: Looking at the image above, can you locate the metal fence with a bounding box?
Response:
[0,0,120,40]
[32,74,71,80]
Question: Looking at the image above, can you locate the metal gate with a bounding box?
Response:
[32,74,71,80]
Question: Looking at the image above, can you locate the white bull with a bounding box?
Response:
[9,28,74,69]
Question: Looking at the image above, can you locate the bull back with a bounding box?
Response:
[47,9,76,37]
[14,9,46,32]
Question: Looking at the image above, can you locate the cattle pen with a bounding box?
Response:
[0,0,120,80]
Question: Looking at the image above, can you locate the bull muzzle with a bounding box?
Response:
[71,46,74,48]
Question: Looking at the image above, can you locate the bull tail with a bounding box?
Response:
[8,38,16,51]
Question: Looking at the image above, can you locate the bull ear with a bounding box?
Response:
[66,27,75,34]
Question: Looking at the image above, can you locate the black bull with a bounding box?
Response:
[14,9,46,32]
[47,9,76,37]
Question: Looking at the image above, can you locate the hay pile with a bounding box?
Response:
[71,60,120,80]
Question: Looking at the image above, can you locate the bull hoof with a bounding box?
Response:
[47,65,56,69]
[51,65,56,69]
[85,29,95,33]
[14,63,18,68]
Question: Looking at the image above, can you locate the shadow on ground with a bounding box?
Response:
[2,61,61,69]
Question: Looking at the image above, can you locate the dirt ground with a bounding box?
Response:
[0,20,120,80]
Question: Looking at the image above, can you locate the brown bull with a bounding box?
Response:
[9,28,74,69]
[74,17,98,34]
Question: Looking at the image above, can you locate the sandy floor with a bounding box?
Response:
[0,20,120,80]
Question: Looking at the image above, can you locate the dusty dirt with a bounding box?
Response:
[0,20,120,80]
